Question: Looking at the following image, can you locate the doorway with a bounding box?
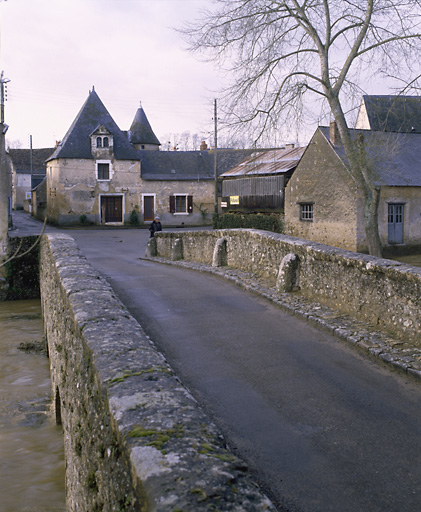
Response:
[143,195,155,222]
[101,195,123,223]
[388,203,404,244]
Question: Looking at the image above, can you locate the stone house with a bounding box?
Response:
[39,88,259,226]
[285,123,421,255]
[139,147,260,225]
[8,147,54,210]
[44,88,147,225]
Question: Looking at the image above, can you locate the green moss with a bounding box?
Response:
[108,366,172,384]
[127,424,184,451]
[198,443,236,463]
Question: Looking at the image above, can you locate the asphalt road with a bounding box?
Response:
[10,213,421,512]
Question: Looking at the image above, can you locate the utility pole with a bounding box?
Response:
[0,70,10,268]
[213,98,218,214]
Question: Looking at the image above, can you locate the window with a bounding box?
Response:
[96,137,102,148]
[103,137,109,148]
[97,161,110,180]
[175,195,187,213]
[169,195,193,214]
[300,203,313,221]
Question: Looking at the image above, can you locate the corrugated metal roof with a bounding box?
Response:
[220,146,305,177]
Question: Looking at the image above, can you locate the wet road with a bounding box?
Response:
[11,213,421,512]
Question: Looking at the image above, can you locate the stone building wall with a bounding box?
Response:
[46,158,142,225]
[140,179,213,226]
[155,229,421,344]
[39,232,275,512]
[284,129,363,252]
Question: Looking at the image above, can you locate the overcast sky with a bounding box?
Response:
[1,0,225,149]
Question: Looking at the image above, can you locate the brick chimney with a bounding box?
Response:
[200,141,208,151]
[329,121,341,145]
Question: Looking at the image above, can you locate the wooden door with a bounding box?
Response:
[143,196,154,221]
[102,196,123,223]
[388,203,404,244]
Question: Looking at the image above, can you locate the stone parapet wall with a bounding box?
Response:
[39,233,275,512]
[155,229,421,344]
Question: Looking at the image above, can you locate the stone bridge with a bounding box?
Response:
[10,228,421,510]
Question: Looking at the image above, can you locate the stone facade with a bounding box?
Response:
[154,229,421,344]
[285,126,421,255]
[285,128,365,252]
[39,233,275,511]
[141,179,212,226]
[46,158,141,225]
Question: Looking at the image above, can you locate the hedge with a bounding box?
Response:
[212,213,284,233]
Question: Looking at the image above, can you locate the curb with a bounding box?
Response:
[143,256,421,382]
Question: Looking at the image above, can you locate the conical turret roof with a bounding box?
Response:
[47,88,140,161]
[128,103,161,146]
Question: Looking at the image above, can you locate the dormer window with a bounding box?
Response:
[96,136,109,148]
[91,125,113,154]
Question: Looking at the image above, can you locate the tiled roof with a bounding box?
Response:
[319,126,421,187]
[220,146,305,177]
[128,105,161,146]
[8,148,55,173]
[46,89,140,161]
[140,149,266,180]
[362,95,421,133]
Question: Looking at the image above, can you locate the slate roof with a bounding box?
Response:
[46,89,140,161]
[319,126,421,187]
[128,105,161,146]
[220,146,305,177]
[360,95,421,133]
[8,148,55,174]
[140,149,266,181]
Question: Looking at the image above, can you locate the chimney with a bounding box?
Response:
[285,143,295,149]
[329,121,341,145]
[200,140,208,151]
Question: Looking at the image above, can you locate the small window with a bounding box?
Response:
[97,163,110,180]
[169,195,193,214]
[300,203,313,221]
[175,195,187,213]
[96,137,102,148]
[103,137,109,148]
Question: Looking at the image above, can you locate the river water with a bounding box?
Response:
[0,299,66,512]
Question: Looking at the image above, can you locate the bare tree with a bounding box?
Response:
[6,138,23,150]
[183,0,421,256]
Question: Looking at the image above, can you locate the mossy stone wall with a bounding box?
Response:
[155,229,421,344]
[39,233,275,512]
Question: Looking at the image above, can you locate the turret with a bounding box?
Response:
[128,102,161,151]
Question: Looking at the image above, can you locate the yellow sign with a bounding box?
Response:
[230,196,240,205]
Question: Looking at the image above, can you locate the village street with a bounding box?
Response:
[10,211,421,512]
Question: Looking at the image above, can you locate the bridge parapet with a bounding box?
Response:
[40,233,275,512]
[155,229,421,344]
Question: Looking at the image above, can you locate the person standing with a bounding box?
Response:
[149,216,162,237]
